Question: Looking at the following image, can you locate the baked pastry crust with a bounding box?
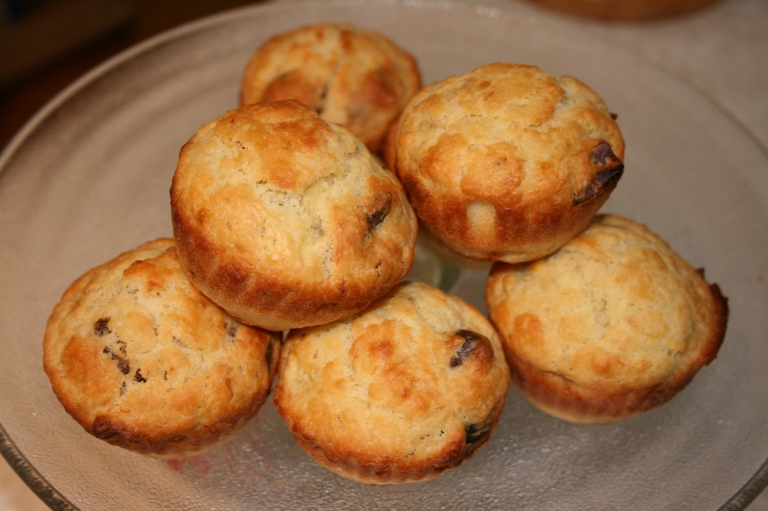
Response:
[391,63,625,263]
[485,214,728,424]
[274,281,510,484]
[240,23,421,154]
[43,239,281,456]
[170,101,417,331]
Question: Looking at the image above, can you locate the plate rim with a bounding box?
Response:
[1,0,767,509]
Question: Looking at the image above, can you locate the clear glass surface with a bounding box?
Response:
[1,1,767,509]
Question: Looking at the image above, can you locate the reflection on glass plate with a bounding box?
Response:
[1,1,767,510]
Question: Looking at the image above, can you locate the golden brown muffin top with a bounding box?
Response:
[43,239,280,456]
[486,214,727,400]
[240,23,421,154]
[171,101,417,331]
[274,281,510,484]
[392,63,625,262]
[395,63,624,204]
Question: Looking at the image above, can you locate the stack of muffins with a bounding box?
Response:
[43,22,728,484]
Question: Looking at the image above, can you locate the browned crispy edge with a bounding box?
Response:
[504,276,729,424]
[273,387,507,484]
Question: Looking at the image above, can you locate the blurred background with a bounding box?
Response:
[0,0,266,148]
[0,0,727,149]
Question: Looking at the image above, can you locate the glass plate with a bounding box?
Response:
[2,1,767,509]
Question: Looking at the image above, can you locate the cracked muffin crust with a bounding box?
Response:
[170,100,417,331]
[43,238,281,456]
[390,63,625,263]
[485,215,729,424]
[240,23,421,155]
[273,281,510,484]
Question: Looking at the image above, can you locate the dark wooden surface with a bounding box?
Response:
[0,0,263,149]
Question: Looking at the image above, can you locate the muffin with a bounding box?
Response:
[391,63,625,263]
[274,281,510,484]
[170,100,418,331]
[485,214,729,424]
[240,23,421,155]
[43,238,281,456]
